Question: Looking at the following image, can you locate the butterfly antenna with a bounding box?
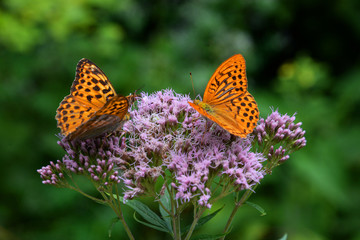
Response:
[135,85,145,93]
[131,85,144,100]
[190,72,196,98]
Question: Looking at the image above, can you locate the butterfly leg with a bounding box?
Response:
[230,134,237,142]
[106,132,114,138]
[189,113,200,136]
[200,119,214,144]
[99,131,117,149]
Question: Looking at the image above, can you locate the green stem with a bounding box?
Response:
[184,206,206,240]
[171,186,178,240]
[63,167,134,239]
[67,185,107,204]
[220,185,258,240]
[176,210,181,240]
[172,214,178,240]
[107,187,135,240]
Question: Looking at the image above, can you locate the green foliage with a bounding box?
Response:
[132,205,171,233]
[245,201,266,216]
[0,0,359,239]
[182,206,224,236]
[159,186,172,232]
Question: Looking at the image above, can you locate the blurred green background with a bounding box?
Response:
[1,0,359,239]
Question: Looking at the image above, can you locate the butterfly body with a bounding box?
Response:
[191,100,214,113]
[56,58,131,141]
[189,54,259,138]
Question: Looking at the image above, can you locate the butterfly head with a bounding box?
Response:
[126,89,141,105]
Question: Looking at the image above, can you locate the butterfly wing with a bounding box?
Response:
[67,95,129,141]
[203,54,248,105]
[56,95,95,136]
[56,58,117,137]
[190,54,259,137]
[205,93,259,137]
[94,95,129,117]
[70,58,117,107]
[67,115,122,141]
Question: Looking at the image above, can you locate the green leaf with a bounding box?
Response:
[196,206,224,228]
[109,193,171,232]
[190,233,227,240]
[279,233,288,240]
[246,201,267,216]
[159,186,172,233]
[133,212,170,233]
[108,217,119,238]
[182,206,224,235]
[125,198,171,233]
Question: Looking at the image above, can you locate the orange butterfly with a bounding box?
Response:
[56,58,135,141]
[188,54,259,138]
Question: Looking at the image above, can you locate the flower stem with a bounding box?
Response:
[67,185,106,204]
[220,185,258,240]
[184,206,206,240]
[114,207,135,240]
[170,186,179,240]
[176,211,181,240]
[106,188,135,240]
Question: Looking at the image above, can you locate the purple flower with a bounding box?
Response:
[253,109,306,165]
[38,134,125,187]
[115,89,265,207]
[40,89,306,209]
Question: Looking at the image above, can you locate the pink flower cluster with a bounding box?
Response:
[39,90,306,209]
[116,89,265,207]
[253,109,306,163]
[38,135,124,186]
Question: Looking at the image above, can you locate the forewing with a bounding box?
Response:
[203,54,248,106]
[67,96,129,141]
[56,58,117,136]
[70,58,117,108]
